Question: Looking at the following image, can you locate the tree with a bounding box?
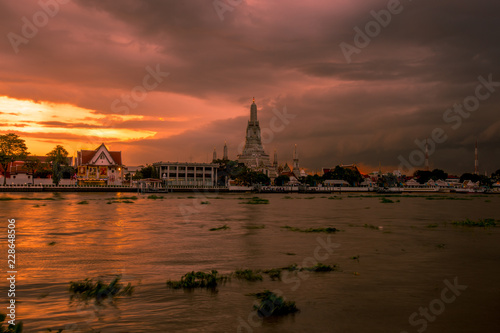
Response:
[274,175,290,186]
[413,170,433,184]
[135,165,158,179]
[24,156,41,185]
[322,166,363,186]
[460,173,491,187]
[430,169,448,181]
[0,133,29,185]
[304,174,322,186]
[46,145,69,185]
[213,159,248,186]
[491,169,500,182]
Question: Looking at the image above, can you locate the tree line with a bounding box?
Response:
[0,133,72,185]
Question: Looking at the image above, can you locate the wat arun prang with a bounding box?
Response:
[237,98,277,178]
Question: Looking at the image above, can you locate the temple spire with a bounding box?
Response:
[250,97,258,122]
[474,140,478,175]
[425,139,430,171]
[213,147,217,162]
[223,141,228,160]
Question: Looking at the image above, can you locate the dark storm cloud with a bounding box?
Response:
[1,0,500,174]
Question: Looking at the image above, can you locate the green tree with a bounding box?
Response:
[322,166,363,186]
[0,133,29,185]
[304,174,322,186]
[46,145,69,185]
[413,170,433,184]
[274,175,290,186]
[430,169,448,181]
[491,169,500,182]
[460,173,491,187]
[135,165,158,179]
[24,156,41,185]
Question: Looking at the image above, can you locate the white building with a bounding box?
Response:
[153,162,218,187]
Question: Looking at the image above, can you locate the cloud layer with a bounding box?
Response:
[1,0,500,174]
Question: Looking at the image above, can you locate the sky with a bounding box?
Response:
[1,0,499,175]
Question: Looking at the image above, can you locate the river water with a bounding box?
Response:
[1,192,499,332]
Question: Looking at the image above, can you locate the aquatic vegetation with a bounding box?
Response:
[0,197,14,201]
[209,224,230,231]
[452,218,496,227]
[426,197,471,201]
[436,243,446,249]
[201,201,210,205]
[251,290,299,317]
[281,225,339,233]
[328,196,342,200]
[69,275,134,304]
[76,200,89,205]
[121,200,135,204]
[0,313,23,333]
[304,197,316,200]
[147,195,164,200]
[48,242,56,246]
[426,224,439,228]
[187,196,196,199]
[244,225,265,229]
[350,255,360,261]
[240,197,269,204]
[166,270,228,289]
[263,268,282,281]
[20,197,55,201]
[363,224,379,230]
[233,269,263,281]
[303,263,337,272]
[283,196,294,199]
[108,196,138,201]
[380,198,394,203]
[285,252,296,256]
[281,263,299,271]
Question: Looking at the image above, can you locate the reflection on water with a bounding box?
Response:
[1,192,500,332]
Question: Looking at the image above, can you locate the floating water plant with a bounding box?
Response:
[451,218,496,227]
[350,255,360,261]
[380,198,394,203]
[363,224,379,230]
[166,270,228,289]
[426,224,439,228]
[0,313,23,333]
[48,242,56,246]
[69,275,134,304]
[263,268,282,281]
[209,224,230,231]
[244,225,265,230]
[328,196,342,200]
[233,269,263,281]
[251,290,299,317]
[201,201,210,205]
[281,226,339,233]
[281,263,299,271]
[241,197,269,204]
[20,197,56,201]
[147,195,164,200]
[303,263,337,272]
[76,200,89,205]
